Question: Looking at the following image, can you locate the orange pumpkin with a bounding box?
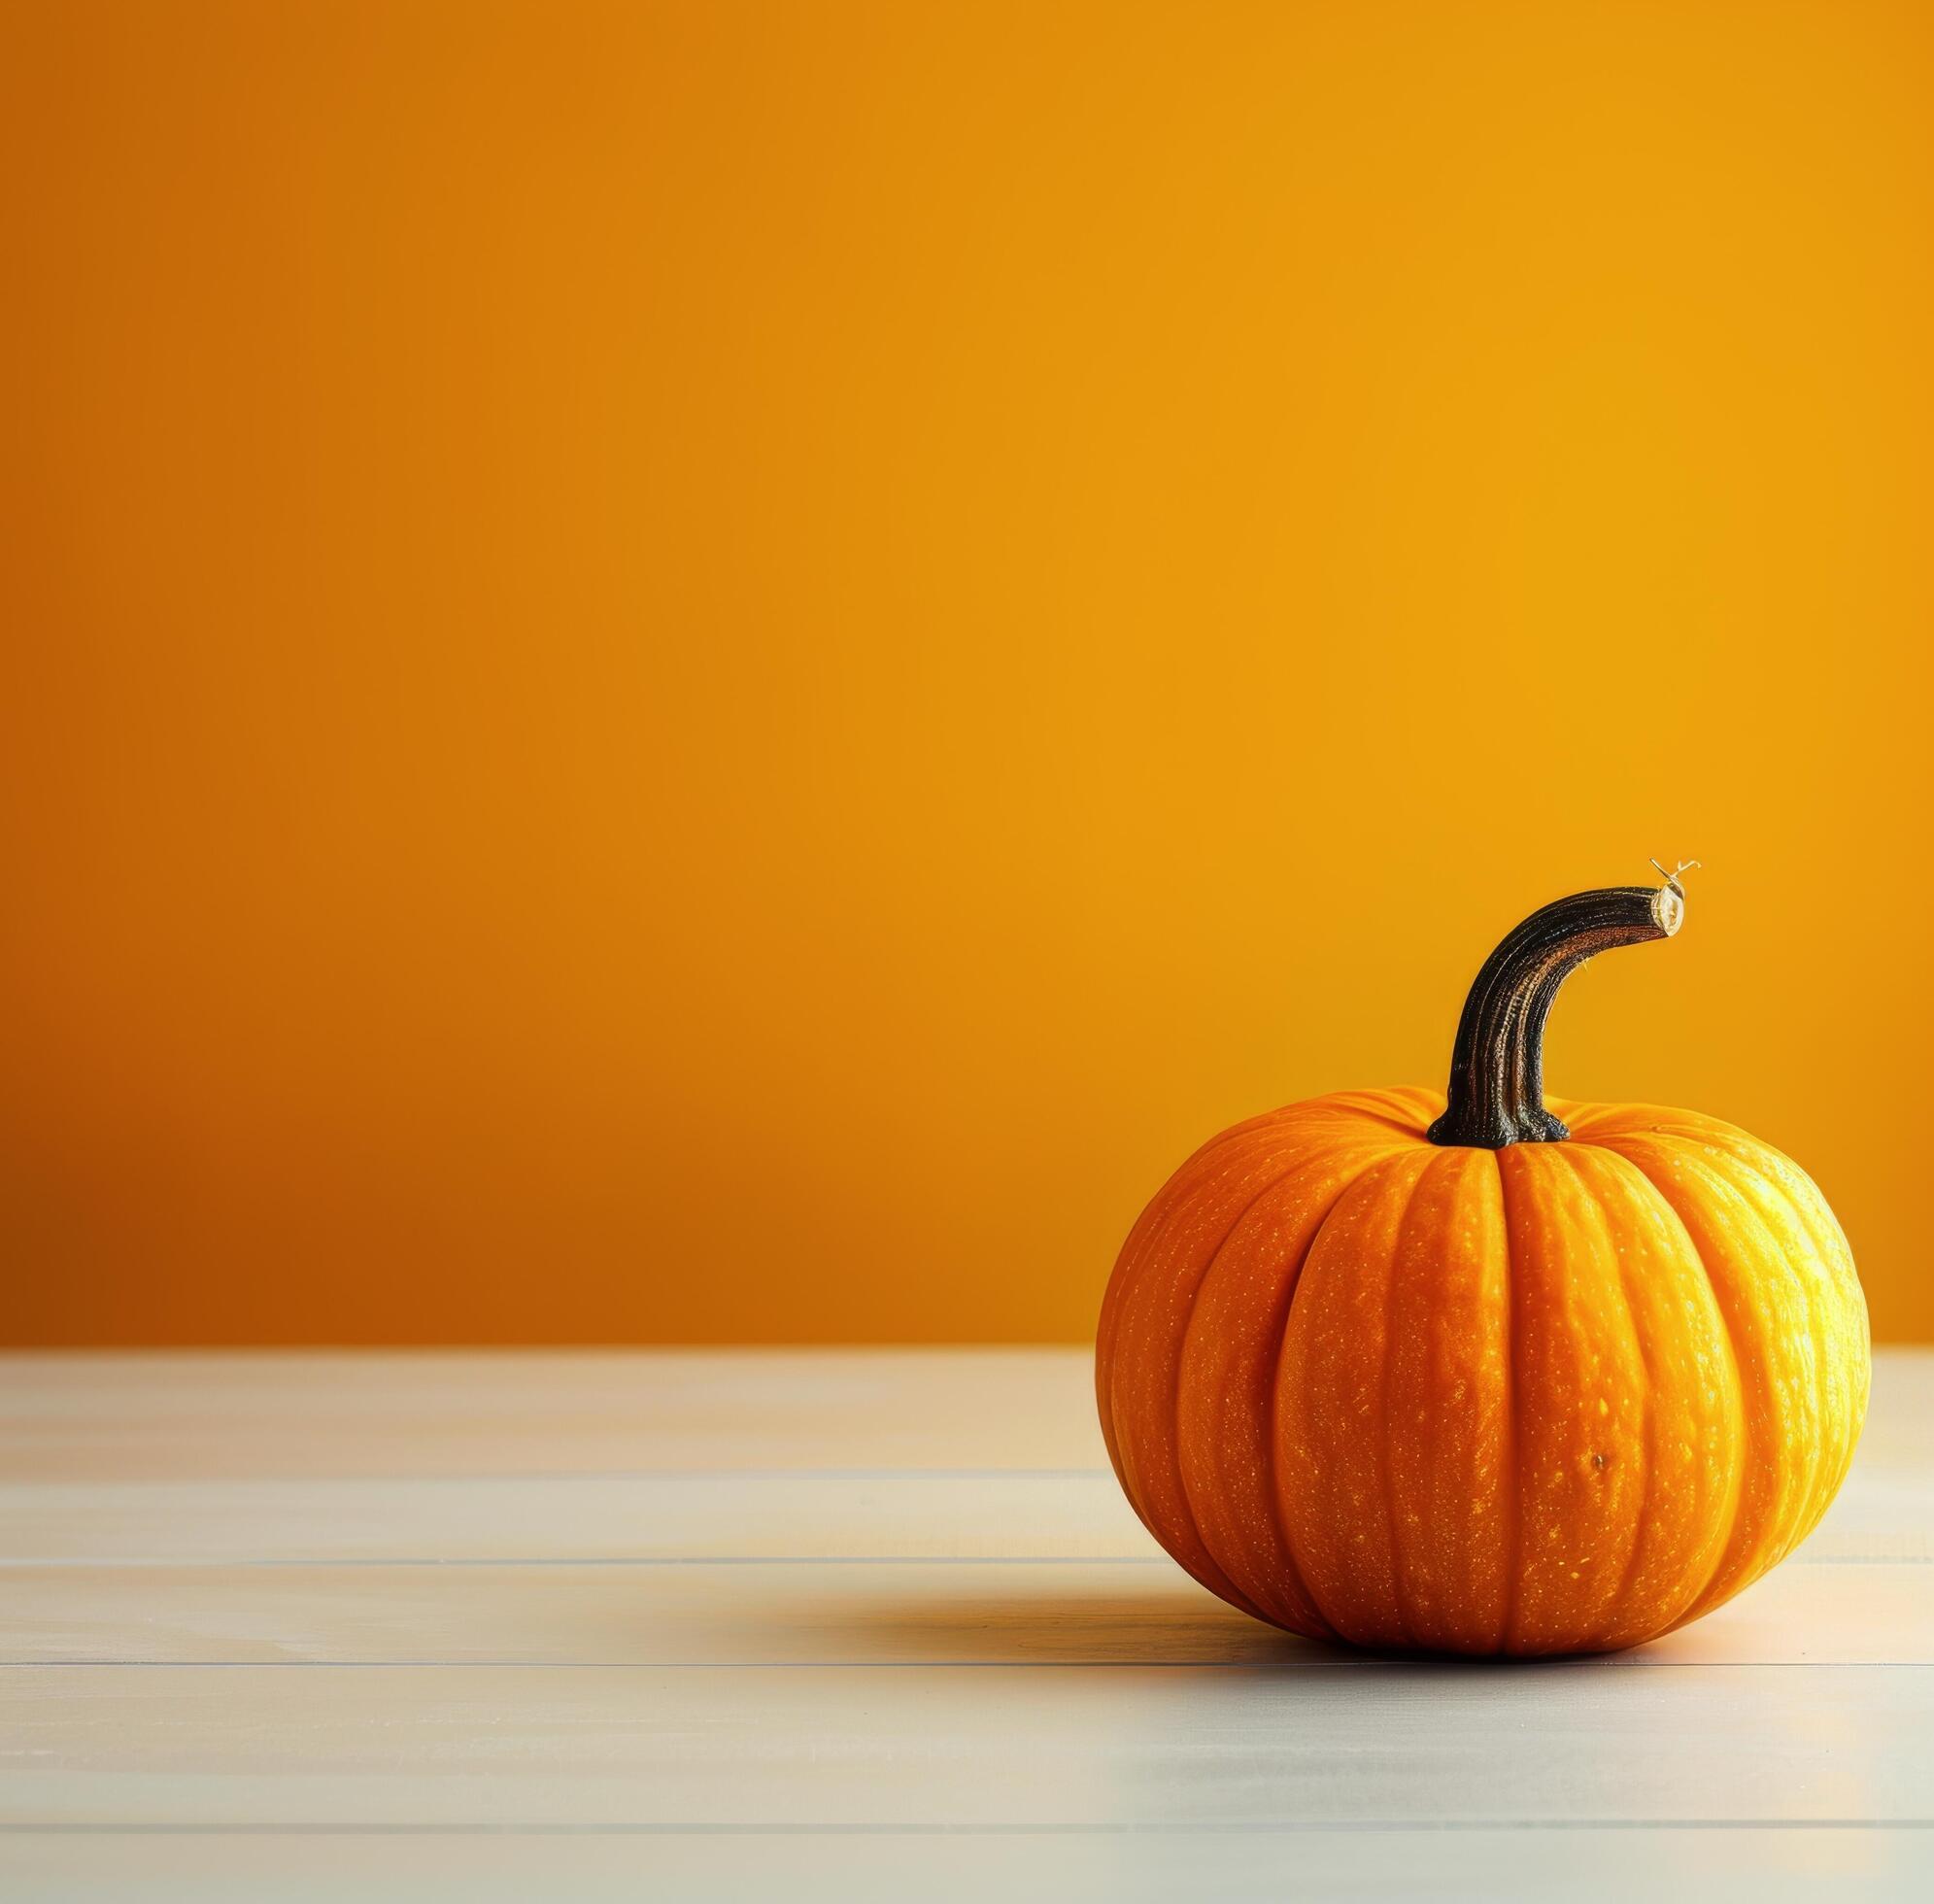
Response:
[1096,872,1869,1655]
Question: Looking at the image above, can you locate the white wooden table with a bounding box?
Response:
[2,1348,1930,1900]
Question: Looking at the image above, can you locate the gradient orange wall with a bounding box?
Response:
[5,1,1930,1343]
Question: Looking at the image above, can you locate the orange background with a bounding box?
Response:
[4,1,1930,1344]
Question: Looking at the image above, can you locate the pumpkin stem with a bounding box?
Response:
[1425,877,1686,1149]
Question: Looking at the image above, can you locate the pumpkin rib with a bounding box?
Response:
[1716,1134,1863,1314]
[1106,1135,1355,1620]
[1679,1237,1761,1622]
[1258,1208,1347,1643]
[1436,1148,1514,1652]
[1165,1369,1264,1622]
[1495,1146,1524,1656]
[1272,1146,1441,1646]
[1503,1145,1711,1652]
[1381,1146,1484,1649]
[1561,1142,1746,1649]
[1667,1141,1842,1598]
[1633,1128,1868,1548]
[1314,1089,1436,1139]
[1605,1218,1656,1651]
[1781,1192,1869,1538]
[1679,1140,1862,1561]
[1569,1149,1660,1651]
[1160,1122,1423,1617]
[1096,1118,1345,1487]
[1676,1238,1757,1625]
[1567,1101,1755,1146]
[1178,1140,1413,1640]
[1176,1164,1382,1639]
[1159,1147,1355,1621]
[1259,1360,1332,1639]
[1741,1140,1866,1522]
[1708,1150,1834,1559]
[1598,1142,1765,1623]
[1374,1153,1443,1651]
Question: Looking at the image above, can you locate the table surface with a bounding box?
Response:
[1,1347,1930,1901]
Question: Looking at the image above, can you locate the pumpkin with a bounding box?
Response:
[1096,871,1869,1656]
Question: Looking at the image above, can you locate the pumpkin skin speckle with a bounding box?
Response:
[1096,887,1870,1658]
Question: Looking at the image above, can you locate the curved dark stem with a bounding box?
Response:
[1426,884,1683,1149]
